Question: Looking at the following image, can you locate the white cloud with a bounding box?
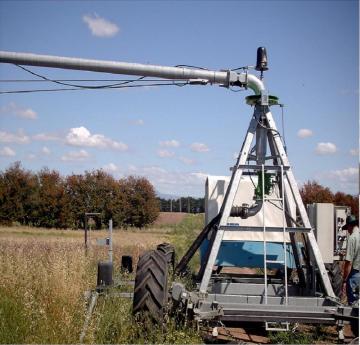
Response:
[27,153,36,160]
[33,133,59,141]
[41,146,51,155]
[190,172,207,181]
[179,156,195,165]
[0,130,30,144]
[83,14,119,37]
[191,142,209,153]
[65,126,128,151]
[315,142,337,155]
[325,167,359,192]
[125,165,208,196]
[0,146,15,157]
[157,149,175,158]
[132,119,144,126]
[159,139,180,148]
[103,163,119,173]
[328,167,358,183]
[297,128,313,138]
[0,102,37,120]
[61,149,90,162]
[350,148,359,156]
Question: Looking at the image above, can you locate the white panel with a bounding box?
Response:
[308,203,334,264]
[205,175,290,242]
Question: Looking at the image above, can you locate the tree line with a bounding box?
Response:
[0,163,357,229]
[0,162,159,229]
[300,180,358,216]
[157,197,205,213]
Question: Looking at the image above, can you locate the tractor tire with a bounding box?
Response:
[156,243,175,268]
[132,249,169,321]
[325,262,342,297]
[350,305,359,337]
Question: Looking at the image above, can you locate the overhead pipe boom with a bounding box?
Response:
[0,51,264,94]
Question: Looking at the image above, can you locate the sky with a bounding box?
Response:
[0,0,358,197]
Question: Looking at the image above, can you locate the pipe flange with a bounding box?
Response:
[246,94,279,106]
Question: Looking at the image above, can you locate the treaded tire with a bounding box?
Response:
[132,249,169,321]
[325,262,342,297]
[156,243,175,268]
[350,305,359,337]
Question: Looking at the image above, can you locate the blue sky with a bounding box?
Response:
[0,0,358,197]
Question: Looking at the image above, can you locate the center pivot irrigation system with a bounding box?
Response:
[0,48,358,338]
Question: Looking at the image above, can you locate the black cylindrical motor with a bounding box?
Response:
[255,47,268,71]
[121,255,133,273]
[97,261,113,288]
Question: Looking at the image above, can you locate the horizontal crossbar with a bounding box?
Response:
[221,225,311,233]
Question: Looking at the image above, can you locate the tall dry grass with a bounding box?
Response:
[0,237,91,343]
[0,226,168,343]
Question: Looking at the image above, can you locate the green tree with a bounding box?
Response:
[121,176,159,227]
[35,168,67,228]
[64,170,128,229]
[63,174,87,229]
[0,162,39,225]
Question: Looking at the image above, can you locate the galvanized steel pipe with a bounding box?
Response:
[0,50,264,94]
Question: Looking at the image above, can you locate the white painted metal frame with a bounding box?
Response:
[199,105,335,299]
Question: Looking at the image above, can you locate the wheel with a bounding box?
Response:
[132,249,169,321]
[325,262,342,297]
[156,243,175,268]
[350,305,359,337]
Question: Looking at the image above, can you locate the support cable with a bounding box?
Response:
[0,81,189,94]
[15,64,147,89]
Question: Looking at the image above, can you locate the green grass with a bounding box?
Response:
[0,288,30,343]
[90,295,201,344]
[268,325,335,344]
[167,213,204,272]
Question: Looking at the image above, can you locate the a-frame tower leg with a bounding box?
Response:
[199,104,335,299]
[264,108,335,298]
[199,107,262,294]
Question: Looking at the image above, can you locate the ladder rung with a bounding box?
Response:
[265,322,289,332]
[237,164,290,171]
[264,197,283,201]
[266,260,285,264]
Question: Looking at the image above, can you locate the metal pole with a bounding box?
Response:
[179,197,182,212]
[109,219,113,263]
[170,199,173,212]
[0,51,264,94]
[79,291,98,343]
[84,216,88,249]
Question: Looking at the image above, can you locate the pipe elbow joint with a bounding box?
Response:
[230,200,263,219]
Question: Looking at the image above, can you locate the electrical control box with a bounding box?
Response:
[334,206,350,259]
[307,203,335,264]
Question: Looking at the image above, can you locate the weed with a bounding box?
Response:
[268,325,329,344]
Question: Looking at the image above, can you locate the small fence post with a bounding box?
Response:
[109,219,113,263]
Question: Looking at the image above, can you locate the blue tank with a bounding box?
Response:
[200,240,297,269]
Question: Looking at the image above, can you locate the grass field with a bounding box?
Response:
[0,213,203,344]
[0,213,355,344]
